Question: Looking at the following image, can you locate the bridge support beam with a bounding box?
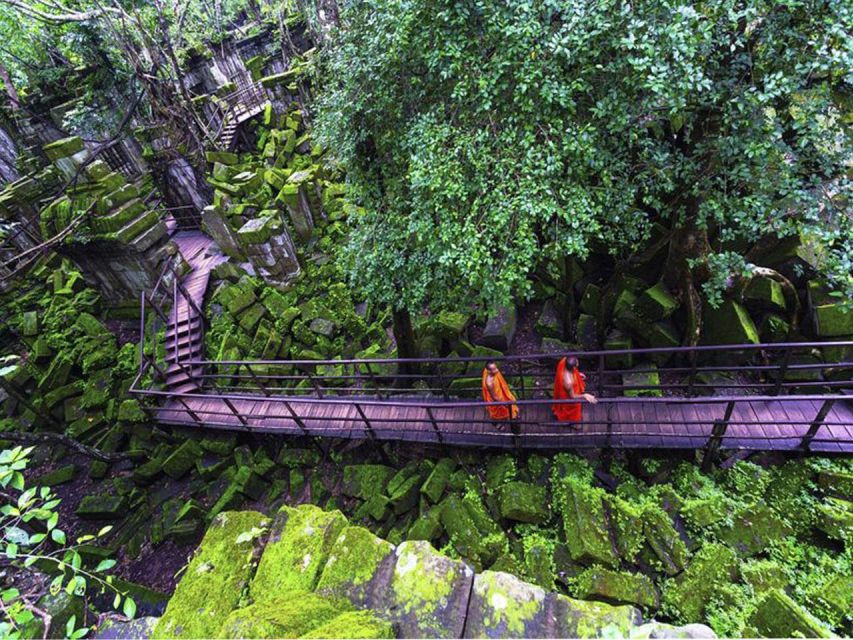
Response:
[701,400,735,473]
[800,399,836,452]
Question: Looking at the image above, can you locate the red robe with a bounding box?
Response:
[482,369,518,420]
[552,357,585,422]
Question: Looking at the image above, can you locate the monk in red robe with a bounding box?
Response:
[482,361,518,420]
[552,356,597,423]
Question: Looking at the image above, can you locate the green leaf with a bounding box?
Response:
[94,559,116,572]
[51,529,66,545]
[122,596,136,619]
[97,525,113,537]
[49,575,63,595]
[5,543,17,558]
[5,526,29,545]
[66,615,76,638]
[113,593,121,609]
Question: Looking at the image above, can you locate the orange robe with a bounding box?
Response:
[482,369,518,420]
[552,357,585,422]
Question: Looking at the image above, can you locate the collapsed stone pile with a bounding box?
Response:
[145,504,715,639]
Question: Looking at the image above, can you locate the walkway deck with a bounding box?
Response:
[153,393,853,452]
[133,230,853,453]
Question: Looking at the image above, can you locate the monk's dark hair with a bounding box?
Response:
[566,356,579,368]
[485,360,497,368]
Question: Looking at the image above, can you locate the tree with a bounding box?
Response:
[317,0,852,344]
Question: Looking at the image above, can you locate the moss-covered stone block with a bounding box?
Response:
[408,508,444,542]
[715,503,792,556]
[316,525,395,609]
[378,540,474,638]
[43,136,84,161]
[748,589,831,638]
[497,481,548,524]
[579,284,602,315]
[557,479,619,568]
[815,496,853,540]
[813,302,853,337]
[622,364,662,397]
[818,469,853,499]
[464,570,549,638]
[661,542,737,622]
[251,504,347,601]
[535,299,564,339]
[642,507,688,575]
[302,611,394,639]
[744,277,786,310]
[421,457,457,503]
[576,567,659,610]
[701,300,759,345]
[152,511,269,639]
[205,150,239,165]
[75,494,127,520]
[389,472,424,515]
[553,593,639,638]
[238,302,266,332]
[117,398,147,423]
[34,464,76,487]
[637,282,679,320]
[480,305,517,351]
[604,331,633,369]
[22,310,39,336]
[217,590,345,638]
[161,440,204,479]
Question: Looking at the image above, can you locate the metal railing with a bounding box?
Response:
[204,81,269,148]
[165,341,852,400]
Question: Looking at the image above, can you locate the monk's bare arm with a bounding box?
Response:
[486,377,498,401]
[562,369,577,398]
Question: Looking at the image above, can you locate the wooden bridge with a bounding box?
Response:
[130,231,853,455]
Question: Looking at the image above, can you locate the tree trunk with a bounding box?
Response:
[663,200,711,347]
[562,255,576,342]
[392,307,418,386]
[0,59,20,111]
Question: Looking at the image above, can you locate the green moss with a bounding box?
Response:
[342,464,395,499]
[251,505,348,601]
[662,542,737,624]
[471,570,545,636]
[497,481,549,524]
[152,511,270,639]
[300,610,394,639]
[555,478,619,568]
[387,540,473,636]
[641,506,688,575]
[575,567,659,610]
[748,589,832,638]
[316,525,394,604]
[217,590,347,638]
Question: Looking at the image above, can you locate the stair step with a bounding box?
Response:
[165,370,200,387]
[166,382,200,396]
[165,346,203,362]
[166,363,204,376]
[166,315,202,331]
[165,323,202,340]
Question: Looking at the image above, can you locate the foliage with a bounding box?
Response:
[0,447,135,639]
[317,0,853,315]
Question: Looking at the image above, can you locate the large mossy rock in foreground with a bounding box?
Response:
[146,506,716,640]
[152,511,270,639]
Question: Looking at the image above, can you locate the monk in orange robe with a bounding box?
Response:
[482,361,518,420]
[552,356,597,422]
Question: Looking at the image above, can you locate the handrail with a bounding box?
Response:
[179,340,853,366]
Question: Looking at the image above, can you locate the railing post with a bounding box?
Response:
[519,361,527,400]
[701,400,735,472]
[425,407,444,444]
[244,363,271,396]
[222,397,248,427]
[172,279,179,364]
[799,399,835,452]
[686,349,698,397]
[282,400,310,436]
[597,353,605,397]
[362,363,384,399]
[305,367,325,399]
[773,348,792,396]
[353,402,376,440]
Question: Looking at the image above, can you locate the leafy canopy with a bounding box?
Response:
[316,0,852,314]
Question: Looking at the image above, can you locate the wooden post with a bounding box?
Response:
[139,291,146,376]
[799,399,836,452]
[305,367,325,398]
[701,400,735,472]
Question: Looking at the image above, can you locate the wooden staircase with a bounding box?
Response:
[162,232,225,394]
[211,82,269,150]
